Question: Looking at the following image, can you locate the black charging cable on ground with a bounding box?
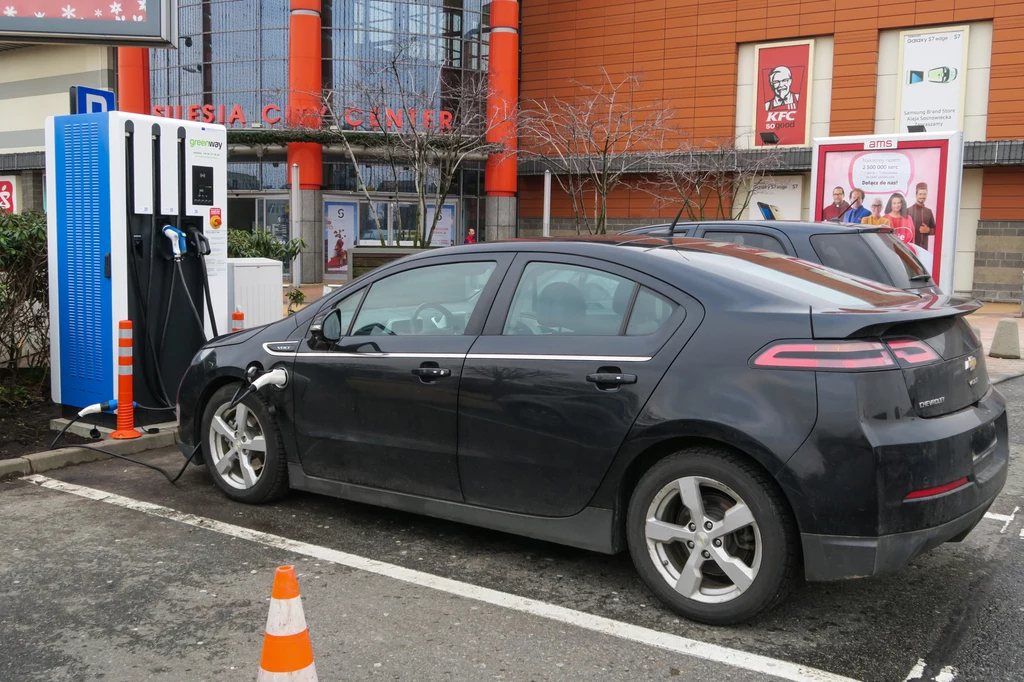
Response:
[49,415,200,484]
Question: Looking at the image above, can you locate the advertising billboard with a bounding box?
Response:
[811,132,964,293]
[0,0,176,46]
[324,200,356,278]
[753,40,814,147]
[896,25,969,134]
[0,176,16,213]
[746,175,804,221]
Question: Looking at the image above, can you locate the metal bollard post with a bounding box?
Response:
[110,320,142,439]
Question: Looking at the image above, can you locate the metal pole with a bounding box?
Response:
[542,169,551,238]
[290,163,301,289]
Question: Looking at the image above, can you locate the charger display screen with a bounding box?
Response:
[192,166,214,206]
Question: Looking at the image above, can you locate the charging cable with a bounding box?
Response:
[228,367,289,410]
[49,399,200,484]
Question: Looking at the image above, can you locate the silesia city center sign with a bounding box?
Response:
[150,104,455,131]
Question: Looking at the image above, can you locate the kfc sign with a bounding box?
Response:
[0,176,16,214]
[753,40,814,147]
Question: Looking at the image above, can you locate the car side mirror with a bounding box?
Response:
[311,308,343,344]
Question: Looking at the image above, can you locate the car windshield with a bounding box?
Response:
[809,232,931,289]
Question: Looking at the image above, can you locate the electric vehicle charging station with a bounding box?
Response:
[45,111,228,425]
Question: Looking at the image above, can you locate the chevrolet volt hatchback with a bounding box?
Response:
[176,236,1007,624]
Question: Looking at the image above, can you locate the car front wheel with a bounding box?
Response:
[626,446,798,625]
[201,383,289,504]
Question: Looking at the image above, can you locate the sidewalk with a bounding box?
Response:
[968,303,1024,383]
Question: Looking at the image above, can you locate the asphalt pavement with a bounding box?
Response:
[3,378,1024,682]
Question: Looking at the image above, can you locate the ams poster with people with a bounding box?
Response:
[753,39,814,147]
[810,132,964,293]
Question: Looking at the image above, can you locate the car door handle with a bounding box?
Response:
[586,373,637,386]
[412,367,451,379]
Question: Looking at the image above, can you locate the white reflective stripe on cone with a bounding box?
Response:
[118,347,132,357]
[118,365,133,375]
[120,329,132,338]
[257,662,317,682]
[264,596,308,637]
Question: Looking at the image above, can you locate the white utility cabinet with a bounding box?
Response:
[227,258,284,329]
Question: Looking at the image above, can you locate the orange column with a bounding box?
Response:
[288,0,323,189]
[485,0,519,198]
[117,47,151,115]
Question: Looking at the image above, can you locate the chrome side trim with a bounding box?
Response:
[276,347,653,363]
[262,342,299,357]
[467,354,652,363]
[291,351,469,359]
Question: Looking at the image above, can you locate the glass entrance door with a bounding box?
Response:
[228,195,292,278]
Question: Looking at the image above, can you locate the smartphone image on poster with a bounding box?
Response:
[757,202,782,220]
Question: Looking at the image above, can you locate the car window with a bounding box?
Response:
[862,232,931,284]
[504,262,636,336]
[323,291,363,340]
[626,288,677,335]
[351,261,497,336]
[703,230,787,254]
[809,234,896,286]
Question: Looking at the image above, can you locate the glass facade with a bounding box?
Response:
[151,0,490,198]
[151,0,290,123]
[322,0,489,120]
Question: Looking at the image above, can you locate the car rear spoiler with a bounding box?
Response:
[811,296,982,339]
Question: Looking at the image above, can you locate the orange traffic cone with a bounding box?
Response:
[257,566,317,681]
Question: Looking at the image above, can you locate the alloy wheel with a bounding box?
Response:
[644,476,762,604]
[208,401,268,490]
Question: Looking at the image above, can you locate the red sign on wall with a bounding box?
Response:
[753,40,814,147]
[0,178,15,213]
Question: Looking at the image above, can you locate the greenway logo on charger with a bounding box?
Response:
[189,138,224,157]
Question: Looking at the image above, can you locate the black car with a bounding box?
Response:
[620,220,940,294]
[176,236,1007,625]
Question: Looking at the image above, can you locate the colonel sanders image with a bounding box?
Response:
[765,66,800,111]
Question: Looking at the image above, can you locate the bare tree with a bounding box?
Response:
[642,138,785,222]
[518,69,675,235]
[297,41,504,247]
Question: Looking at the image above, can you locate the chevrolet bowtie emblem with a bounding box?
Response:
[965,356,977,372]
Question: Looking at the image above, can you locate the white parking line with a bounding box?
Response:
[903,659,926,681]
[983,506,1019,534]
[904,659,958,681]
[23,474,858,682]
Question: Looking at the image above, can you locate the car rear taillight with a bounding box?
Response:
[751,341,896,371]
[885,339,941,367]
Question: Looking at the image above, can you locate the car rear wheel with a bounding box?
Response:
[626,446,798,625]
[201,384,288,504]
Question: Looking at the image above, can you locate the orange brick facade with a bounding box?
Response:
[519,0,1024,224]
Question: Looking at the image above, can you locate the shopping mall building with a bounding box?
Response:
[2,0,1024,299]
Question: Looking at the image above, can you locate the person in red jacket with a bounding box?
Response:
[464,228,477,244]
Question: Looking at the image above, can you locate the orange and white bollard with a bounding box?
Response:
[231,309,245,333]
[110,320,142,440]
[257,566,317,681]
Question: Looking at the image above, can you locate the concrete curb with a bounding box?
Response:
[0,428,177,481]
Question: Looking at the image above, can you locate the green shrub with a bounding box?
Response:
[0,211,49,379]
[227,228,306,264]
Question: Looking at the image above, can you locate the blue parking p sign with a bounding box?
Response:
[70,86,116,115]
